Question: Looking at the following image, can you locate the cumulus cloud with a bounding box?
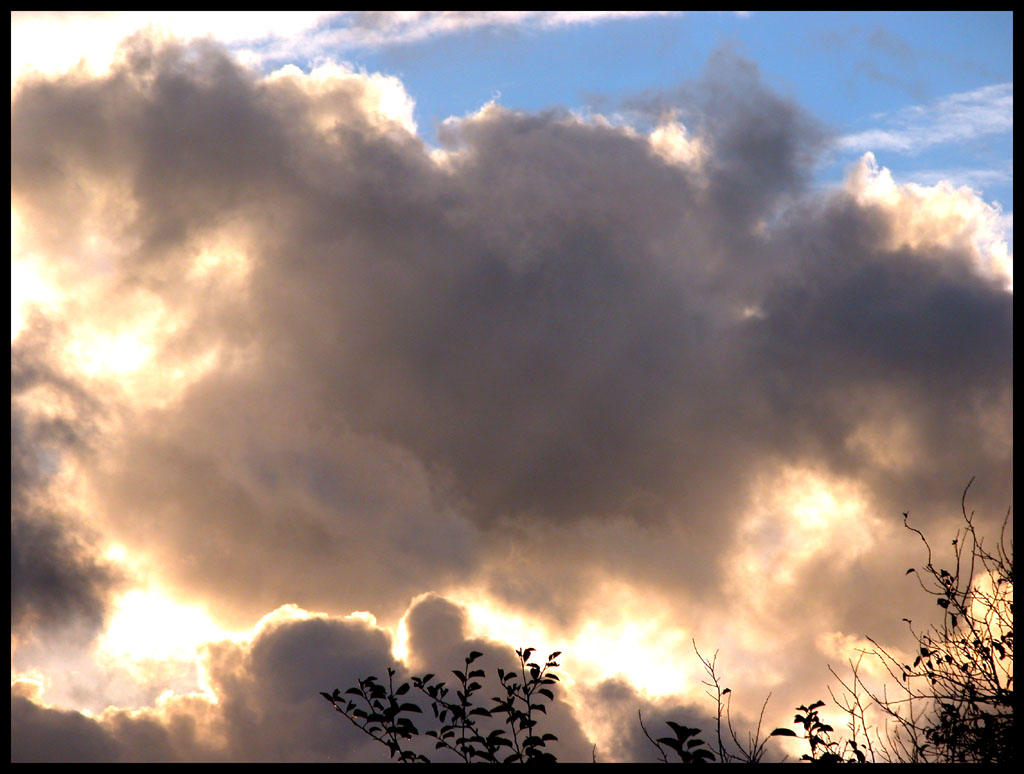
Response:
[12,597,596,762]
[10,33,1012,761]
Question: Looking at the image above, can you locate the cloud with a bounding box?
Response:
[11,12,676,84]
[12,321,122,646]
[837,82,1013,155]
[243,11,675,63]
[576,676,741,763]
[13,597,597,762]
[10,34,1012,761]
[13,606,397,762]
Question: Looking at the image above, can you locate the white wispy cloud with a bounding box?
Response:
[234,11,677,66]
[900,160,1014,196]
[837,82,1013,154]
[11,11,677,86]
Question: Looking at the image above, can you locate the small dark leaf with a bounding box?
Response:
[395,683,410,696]
[666,721,696,741]
[770,728,799,737]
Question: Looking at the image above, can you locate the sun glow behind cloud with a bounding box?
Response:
[732,467,879,588]
[11,211,60,342]
[444,578,705,701]
[11,258,57,343]
[98,590,232,664]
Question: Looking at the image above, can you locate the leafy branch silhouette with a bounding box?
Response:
[322,647,562,763]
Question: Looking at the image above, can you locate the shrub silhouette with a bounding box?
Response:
[770,478,1013,763]
[322,647,561,762]
[324,481,1012,763]
[769,699,869,763]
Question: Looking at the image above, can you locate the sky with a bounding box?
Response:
[10,11,1013,763]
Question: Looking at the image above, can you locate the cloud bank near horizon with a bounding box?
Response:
[11,33,1012,762]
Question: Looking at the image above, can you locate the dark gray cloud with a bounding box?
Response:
[10,508,117,640]
[11,319,120,644]
[12,694,122,763]
[10,32,1012,761]
[578,676,755,763]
